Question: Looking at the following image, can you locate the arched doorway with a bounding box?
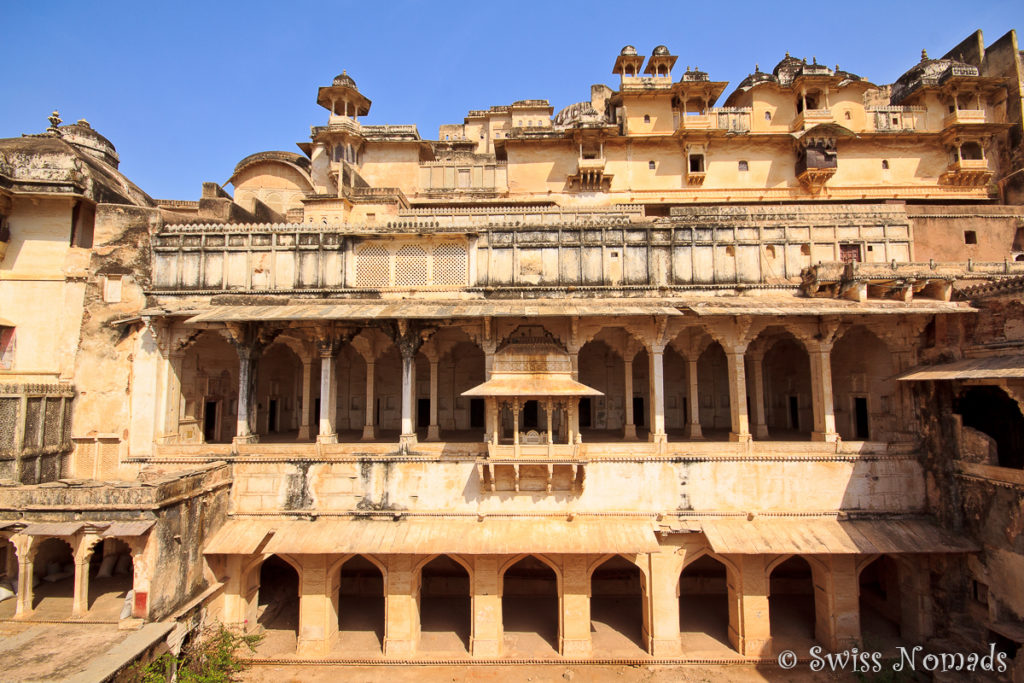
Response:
[590,555,645,655]
[698,342,730,439]
[859,555,903,650]
[336,555,385,654]
[439,340,486,440]
[418,555,471,654]
[87,538,134,618]
[255,555,300,655]
[769,556,817,653]
[256,343,303,442]
[577,339,625,439]
[181,331,239,444]
[679,554,732,654]
[29,538,75,617]
[502,556,559,656]
[760,334,812,439]
[955,386,1024,469]
[831,327,896,441]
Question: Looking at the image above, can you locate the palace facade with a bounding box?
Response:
[2,28,1024,674]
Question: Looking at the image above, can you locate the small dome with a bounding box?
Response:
[620,45,637,56]
[891,55,978,104]
[332,70,357,90]
[652,45,670,56]
[57,122,120,168]
[553,101,605,128]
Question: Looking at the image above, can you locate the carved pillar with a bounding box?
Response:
[362,359,377,440]
[72,535,100,617]
[426,356,440,442]
[162,350,185,444]
[623,351,637,440]
[317,338,338,444]
[748,351,770,440]
[546,399,554,451]
[723,343,751,442]
[233,344,258,444]
[394,321,427,453]
[809,340,839,442]
[648,343,667,443]
[512,399,520,456]
[13,536,32,618]
[686,357,703,439]
[298,358,314,441]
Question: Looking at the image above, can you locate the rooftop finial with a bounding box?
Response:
[755,63,759,72]
[47,110,61,132]
[812,56,817,65]
[921,49,928,61]
[342,69,347,75]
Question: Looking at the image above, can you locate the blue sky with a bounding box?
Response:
[2,1,1021,200]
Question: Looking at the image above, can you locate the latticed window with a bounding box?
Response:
[434,243,468,285]
[395,245,428,286]
[356,245,390,287]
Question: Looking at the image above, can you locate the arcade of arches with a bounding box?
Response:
[218,544,938,658]
[162,317,907,449]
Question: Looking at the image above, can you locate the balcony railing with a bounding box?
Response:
[791,109,833,131]
[943,109,987,128]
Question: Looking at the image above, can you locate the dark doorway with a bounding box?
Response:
[854,397,870,439]
[679,555,731,651]
[417,398,430,428]
[788,396,800,431]
[955,386,1024,469]
[590,556,645,653]
[203,401,217,442]
[469,398,485,429]
[419,556,470,653]
[314,398,321,424]
[579,398,592,428]
[769,556,816,650]
[859,555,902,645]
[633,397,645,427]
[257,556,300,654]
[502,556,559,655]
[337,555,385,654]
[268,399,278,433]
[523,400,539,430]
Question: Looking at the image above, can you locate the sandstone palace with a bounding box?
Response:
[1,28,1024,679]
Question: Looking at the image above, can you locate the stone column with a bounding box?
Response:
[686,357,703,439]
[561,555,591,657]
[233,345,258,444]
[647,552,683,656]
[808,340,838,442]
[297,555,335,656]
[748,351,770,440]
[383,555,417,656]
[395,323,424,454]
[623,354,637,440]
[471,557,501,657]
[162,350,185,443]
[512,400,520,456]
[426,357,440,441]
[220,555,247,627]
[648,344,667,443]
[13,536,33,618]
[362,359,377,440]
[545,399,554,450]
[297,358,314,441]
[726,554,771,656]
[813,555,861,651]
[72,535,100,617]
[723,344,752,442]
[317,345,338,444]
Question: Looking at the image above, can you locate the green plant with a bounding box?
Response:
[128,623,262,683]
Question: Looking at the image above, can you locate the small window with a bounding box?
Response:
[844,111,852,120]
[764,111,772,121]
[892,116,899,125]
[103,275,123,303]
[648,160,656,170]
[0,326,14,370]
[738,160,749,172]
[643,114,650,123]
[689,154,704,173]
[964,230,978,245]
[366,213,376,224]
[882,160,889,170]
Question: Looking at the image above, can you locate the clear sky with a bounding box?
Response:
[2,1,1021,200]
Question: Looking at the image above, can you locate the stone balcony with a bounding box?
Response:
[943,109,987,128]
[791,109,833,132]
[678,114,712,130]
[940,159,992,187]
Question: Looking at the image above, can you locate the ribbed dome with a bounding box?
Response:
[332,70,357,89]
[652,45,670,56]
[553,101,605,127]
[620,45,637,56]
[890,54,978,105]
